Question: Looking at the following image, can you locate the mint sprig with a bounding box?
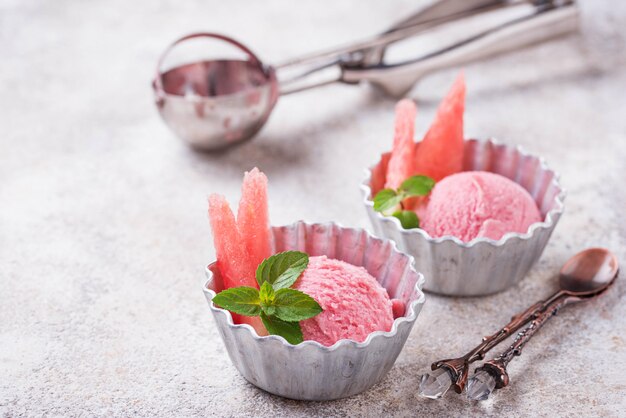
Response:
[373,175,435,229]
[212,251,322,344]
[259,281,276,316]
[273,288,323,322]
[255,250,308,289]
[210,286,262,316]
[392,210,420,229]
[260,312,303,345]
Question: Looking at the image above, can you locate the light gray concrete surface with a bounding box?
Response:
[1,1,625,417]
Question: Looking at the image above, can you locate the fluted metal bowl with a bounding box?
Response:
[361,138,566,297]
[203,221,426,400]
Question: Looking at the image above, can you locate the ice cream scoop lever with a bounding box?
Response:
[419,248,619,399]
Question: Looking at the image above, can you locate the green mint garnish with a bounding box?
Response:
[272,288,322,322]
[373,175,435,229]
[373,189,404,213]
[259,281,276,316]
[211,286,262,317]
[260,312,303,345]
[255,250,309,289]
[212,251,322,345]
[392,210,420,229]
[398,175,435,196]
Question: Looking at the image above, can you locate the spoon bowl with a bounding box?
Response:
[559,248,619,296]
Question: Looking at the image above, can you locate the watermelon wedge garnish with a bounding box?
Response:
[208,194,252,289]
[208,189,267,335]
[237,168,272,269]
[385,99,417,189]
[413,72,465,181]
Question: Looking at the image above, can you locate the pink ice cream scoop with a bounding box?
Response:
[294,256,395,346]
[421,171,542,242]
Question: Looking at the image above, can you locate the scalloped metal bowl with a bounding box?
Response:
[202,221,426,401]
[361,138,566,297]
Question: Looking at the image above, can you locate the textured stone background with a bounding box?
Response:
[1,1,625,417]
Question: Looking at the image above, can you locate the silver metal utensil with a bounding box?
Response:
[153,0,579,150]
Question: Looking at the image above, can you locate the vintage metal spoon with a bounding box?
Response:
[465,248,619,401]
[419,248,619,400]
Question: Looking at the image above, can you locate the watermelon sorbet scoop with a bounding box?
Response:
[421,171,542,242]
[294,256,395,346]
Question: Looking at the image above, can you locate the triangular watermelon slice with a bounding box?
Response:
[385,99,417,189]
[237,168,272,269]
[413,72,465,181]
[209,194,252,289]
[208,193,267,335]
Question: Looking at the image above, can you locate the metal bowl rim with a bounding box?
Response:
[202,221,426,351]
[360,137,566,248]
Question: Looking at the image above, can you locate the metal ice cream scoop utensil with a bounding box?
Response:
[152,0,579,150]
[419,248,619,400]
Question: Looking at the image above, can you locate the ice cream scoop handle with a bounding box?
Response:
[342,1,579,96]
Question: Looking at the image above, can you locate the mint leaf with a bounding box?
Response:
[256,251,309,290]
[372,175,434,228]
[259,281,276,316]
[399,175,435,197]
[392,210,420,229]
[373,189,403,213]
[260,312,303,345]
[212,286,261,316]
[213,251,322,344]
[273,288,323,322]
[259,281,275,303]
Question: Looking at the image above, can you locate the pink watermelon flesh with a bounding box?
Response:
[208,194,267,335]
[413,72,465,182]
[391,299,405,319]
[385,99,417,190]
[237,167,272,269]
[208,194,254,289]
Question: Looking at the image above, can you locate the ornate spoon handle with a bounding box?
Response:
[432,291,565,393]
[466,294,580,400]
[420,248,619,401]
